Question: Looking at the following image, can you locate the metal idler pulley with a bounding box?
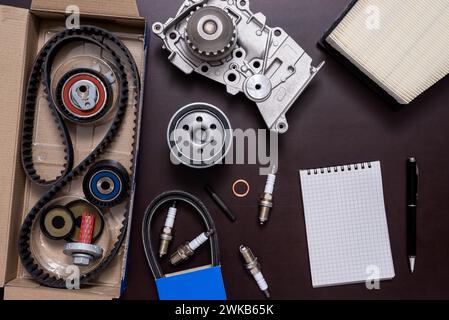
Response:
[167,103,232,169]
[244,74,273,102]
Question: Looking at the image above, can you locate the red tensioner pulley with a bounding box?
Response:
[56,68,112,124]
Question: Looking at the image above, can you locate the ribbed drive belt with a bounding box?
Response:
[18,26,140,288]
[142,191,220,279]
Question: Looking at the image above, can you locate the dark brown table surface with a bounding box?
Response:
[2,0,449,300]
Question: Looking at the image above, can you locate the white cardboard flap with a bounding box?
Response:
[31,0,141,19]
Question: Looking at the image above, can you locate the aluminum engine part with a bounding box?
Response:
[153,0,324,134]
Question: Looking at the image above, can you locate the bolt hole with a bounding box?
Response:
[274,29,282,37]
[255,84,262,90]
[79,85,87,93]
[210,124,217,130]
[169,32,177,40]
[101,181,111,191]
[240,0,247,6]
[196,116,203,122]
[253,61,261,69]
[201,65,209,73]
[235,50,243,58]
[183,125,189,131]
[52,216,65,229]
[227,73,237,82]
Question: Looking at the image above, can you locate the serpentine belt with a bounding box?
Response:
[18,26,140,288]
[142,191,220,279]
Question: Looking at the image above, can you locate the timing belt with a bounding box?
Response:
[142,191,220,279]
[18,26,140,288]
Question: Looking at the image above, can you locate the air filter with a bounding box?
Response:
[321,0,449,104]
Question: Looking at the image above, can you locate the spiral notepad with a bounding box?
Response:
[299,161,395,288]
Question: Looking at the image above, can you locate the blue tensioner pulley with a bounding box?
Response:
[83,160,130,208]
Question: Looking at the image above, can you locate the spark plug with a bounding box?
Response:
[258,166,277,225]
[170,230,214,266]
[239,245,270,299]
[159,201,177,258]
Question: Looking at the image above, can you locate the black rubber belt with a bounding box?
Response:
[19,26,140,288]
[142,191,220,279]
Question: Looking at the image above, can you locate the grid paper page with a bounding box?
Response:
[299,162,395,288]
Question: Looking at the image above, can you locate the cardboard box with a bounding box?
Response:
[0,0,147,299]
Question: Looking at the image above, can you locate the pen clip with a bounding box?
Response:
[415,163,419,199]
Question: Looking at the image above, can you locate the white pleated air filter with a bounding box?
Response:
[322,0,449,104]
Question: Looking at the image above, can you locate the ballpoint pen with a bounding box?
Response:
[406,157,418,274]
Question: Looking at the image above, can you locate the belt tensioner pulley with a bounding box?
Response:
[55,68,113,124]
[19,26,140,289]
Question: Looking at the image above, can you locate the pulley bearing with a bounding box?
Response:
[83,160,130,208]
[55,68,112,124]
[185,6,237,61]
[167,102,232,169]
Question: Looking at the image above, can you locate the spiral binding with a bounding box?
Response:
[307,162,372,175]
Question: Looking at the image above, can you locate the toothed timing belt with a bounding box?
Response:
[18,26,140,288]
